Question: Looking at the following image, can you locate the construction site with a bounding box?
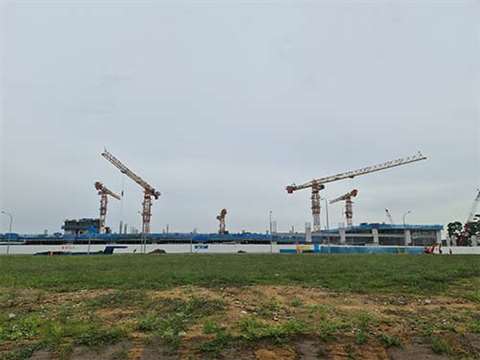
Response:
[2,2,479,359]
[1,150,478,255]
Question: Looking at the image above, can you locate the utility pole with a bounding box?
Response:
[1,211,13,232]
[322,198,330,230]
[269,211,273,234]
[402,210,412,226]
[1,211,13,256]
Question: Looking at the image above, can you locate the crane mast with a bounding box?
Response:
[466,189,480,223]
[94,181,121,233]
[286,152,427,232]
[101,149,161,234]
[216,209,228,234]
[330,189,358,227]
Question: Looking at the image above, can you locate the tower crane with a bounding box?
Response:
[466,189,480,224]
[94,181,121,233]
[101,149,161,234]
[385,208,395,225]
[330,189,358,227]
[217,209,228,234]
[286,152,427,232]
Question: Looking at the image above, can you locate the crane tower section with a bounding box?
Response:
[330,189,358,227]
[94,181,121,233]
[217,209,228,234]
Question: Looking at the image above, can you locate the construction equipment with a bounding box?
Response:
[217,209,228,234]
[385,208,395,224]
[330,189,358,227]
[466,189,480,224]
[424,243,442,255]
[101,149,161,234]
[94,181,121,233]
[286,152,427,232]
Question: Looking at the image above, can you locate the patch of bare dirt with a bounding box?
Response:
[295,339,323,360]
[96,308,136,324]
[30,350,52,360]
[255,346,296,360]
[128,339,178,360]
[464,333,480,353]
[46,289,114,305]
[387,344,449,360]
[70,341,130,360]
[148,286,221,302]
[324,341,389,360]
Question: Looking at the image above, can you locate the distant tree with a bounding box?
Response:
[447,221,463,238]
[465,221,480,235]
[447,221,467,246]
[465,221,480,245]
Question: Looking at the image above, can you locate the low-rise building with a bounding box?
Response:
[62,218,101,235]
[312,223,443,247]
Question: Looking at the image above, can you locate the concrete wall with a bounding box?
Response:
[1,243,479,255]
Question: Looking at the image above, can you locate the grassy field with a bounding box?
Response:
[1,254,479,359]
[1,254,480,294]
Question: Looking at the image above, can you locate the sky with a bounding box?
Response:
[0,0,479,234]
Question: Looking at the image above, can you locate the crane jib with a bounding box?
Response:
[286,152,427,192]
[101,150,160,196]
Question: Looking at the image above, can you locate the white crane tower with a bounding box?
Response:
[466,189,480,224]
[286,152,427,232]
[101,149,161,234]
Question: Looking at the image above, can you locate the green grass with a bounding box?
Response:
[137,297,225,349]
[1,254,479,359]
[0,254,479,295]
[379,334,402,348]
[431,336,453,355]
[200,323,234,355]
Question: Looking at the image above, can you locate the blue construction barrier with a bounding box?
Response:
[312,244,424,254]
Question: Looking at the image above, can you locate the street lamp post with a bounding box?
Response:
[323,199,330,231]
[321,198,330,254]
[1,211,13,232]
[269,211,273,234]
[1,211,13,256]
[402,210,412,226]
[269,211,273,254]
[137,210,147,254]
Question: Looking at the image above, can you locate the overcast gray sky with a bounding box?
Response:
[1,0,479,234]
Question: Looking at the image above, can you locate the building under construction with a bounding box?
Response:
[4,223,442,246]
[311,223,442,247]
